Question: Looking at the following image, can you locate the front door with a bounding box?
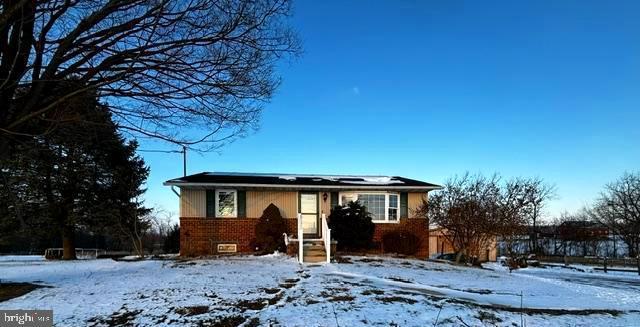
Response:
[299,192,319,238]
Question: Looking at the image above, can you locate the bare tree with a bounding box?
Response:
[1,0,300,154]
[524,178,557,254]
[119,210,150,258]
[419,173,553,267]
[494,178,534,265]
[142,207,178,254]
[549,212,573,256]
[417,173,500,264]
[589,172,640,274]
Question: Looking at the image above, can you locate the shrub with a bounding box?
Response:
[328,201,375,251]
[163,224,180,254]
[253,203,288,254]
[381,230,421,255]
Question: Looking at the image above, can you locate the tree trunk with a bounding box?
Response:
[132,236,144,258]
[455,247,466,264]
[531,207,538,254]
[62,225,77,260]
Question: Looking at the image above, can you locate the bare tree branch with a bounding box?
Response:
[1,0,301,153]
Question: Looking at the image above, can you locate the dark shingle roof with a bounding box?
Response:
[164,172,441,191]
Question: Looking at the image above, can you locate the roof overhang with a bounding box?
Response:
[163,181,441,192]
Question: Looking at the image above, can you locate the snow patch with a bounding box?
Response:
[2,255,639,326]
[345,176,404,185]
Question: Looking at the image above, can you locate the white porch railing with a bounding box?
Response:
[289,213,330,264]
[321,213,331,263]
[297,213,304,264]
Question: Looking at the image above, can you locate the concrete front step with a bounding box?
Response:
[302,242,327,263]
[288,237,333,263]
[303,255,328,263]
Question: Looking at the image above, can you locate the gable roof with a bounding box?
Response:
[164,172,441,191]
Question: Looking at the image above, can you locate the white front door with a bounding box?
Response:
[299,192,318,236]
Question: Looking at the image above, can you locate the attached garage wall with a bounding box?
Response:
[180,188,206,217]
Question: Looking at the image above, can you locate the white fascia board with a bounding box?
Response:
[163,181,442,191]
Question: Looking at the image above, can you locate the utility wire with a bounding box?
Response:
[138,147,188,176]
[138,149,182,153]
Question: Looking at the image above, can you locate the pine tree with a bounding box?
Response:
[253,204,288,254]
[328,201,375,251]
[0,79,150,259]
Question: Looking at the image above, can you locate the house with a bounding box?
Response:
[557,221,609,242]
[164,172,441,262]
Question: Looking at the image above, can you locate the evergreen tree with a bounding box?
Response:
[0,79,149,259]
[253,204,288,254]
[163,224,181,254]
[328,201,375,251]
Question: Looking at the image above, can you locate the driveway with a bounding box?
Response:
[514,266,640,292]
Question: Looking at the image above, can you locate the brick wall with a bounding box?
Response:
[180,217,297,256]
[180,216,429,258]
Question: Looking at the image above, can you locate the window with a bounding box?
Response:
[388,194,399,221]
[215,189,237,217]
[340,193,358,204]
[358,194,385,221]
[339,192,400,223]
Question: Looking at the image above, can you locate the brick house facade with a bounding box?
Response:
[165,172,441,259]
[180,216,431,257]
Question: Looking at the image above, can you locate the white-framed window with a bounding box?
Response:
[388,194,399,221]
[215,189,237,217]
[339,192,400,223]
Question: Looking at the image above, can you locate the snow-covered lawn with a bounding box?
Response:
[2,255,639,326]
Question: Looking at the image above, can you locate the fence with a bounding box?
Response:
[498,235,631,259]
[538,255,638,267]
[44,248,108,260]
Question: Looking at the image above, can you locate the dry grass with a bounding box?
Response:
[375,296,418,304]
[327,295,355,302]
[260,288,281,294]
[0,282,45,302]
[195,315,246,327]
[361,289,385,296]
[87,308,142,326]
[175,305,210,316]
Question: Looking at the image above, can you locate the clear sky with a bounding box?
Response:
[139,1,640,222]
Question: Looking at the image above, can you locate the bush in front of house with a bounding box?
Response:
[163,224,180,254]
[328,201,375,251]
[253,203,288,254]
[381,230,421,255]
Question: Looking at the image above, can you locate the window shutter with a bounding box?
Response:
[206,189,216,218]
[330,192,338,208]
[400,192,408,218]
[237,190,246,217]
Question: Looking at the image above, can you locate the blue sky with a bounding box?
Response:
[140,1,640,221]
